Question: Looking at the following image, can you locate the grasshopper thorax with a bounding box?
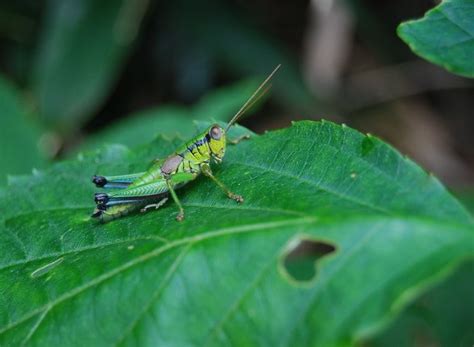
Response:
[207,124,226,163]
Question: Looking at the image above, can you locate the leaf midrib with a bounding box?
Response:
[0,204,305,271]
[0,236,168,272]
[2,197,471,274]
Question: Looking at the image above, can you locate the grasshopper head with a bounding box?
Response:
[207,124,226,163]
[207,66,280,164]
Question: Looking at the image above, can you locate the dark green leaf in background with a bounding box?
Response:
[191,78,263,122]
[398,0,474,78]
[455,189,474,214]
[0,121,472,346]
[32,0,149,130]
[158,0,317,114]
[0,75,44,185]
[78,79,262,151]
[366,260,474,347]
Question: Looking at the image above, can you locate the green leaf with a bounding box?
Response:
[0,121,472,346]
[366,259,474,347]
[398,0,474,78]
[454,188,474,214]
[32,0,148,129]
[0,75,45,185]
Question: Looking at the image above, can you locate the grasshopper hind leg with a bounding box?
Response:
[92,175,108,187]
[92,195,165,222]
[92,172,145,189]
[92,193,146,222]
[91,179,170,222]
[92,203,141,223]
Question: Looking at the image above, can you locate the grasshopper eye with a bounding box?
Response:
[210,126,222,140]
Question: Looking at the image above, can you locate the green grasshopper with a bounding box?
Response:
[91,65,280,222]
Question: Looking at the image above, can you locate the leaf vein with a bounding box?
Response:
[204,253,278,344]
[114,244,192,345]
[230,161,390,215]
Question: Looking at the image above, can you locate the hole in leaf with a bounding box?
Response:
[281,237,336,284]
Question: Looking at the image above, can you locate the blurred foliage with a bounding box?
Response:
[153,0,316,112]
[366,260,474,347]
[398,0,474,78]
[1,0,315,135]
[32,0,149,131]
[454,188,474,214]
[79,78,261,151]
[0,76,44,184]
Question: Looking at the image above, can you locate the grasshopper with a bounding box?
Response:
[91,65,280,222]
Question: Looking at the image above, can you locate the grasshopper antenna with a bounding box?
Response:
[225,64,281,132]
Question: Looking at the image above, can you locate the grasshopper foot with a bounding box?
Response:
[91,208,103,218]
[176,212,185,222]
[140,198,169,213]
[92,175,107,188]
[230,194,244,203]
[94,192,109,205]
[229,134,251,145]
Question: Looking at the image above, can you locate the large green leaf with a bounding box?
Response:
[398,0,474,78]
[32,0,148,129]
[0,76,45,185]
[0,121,472,346]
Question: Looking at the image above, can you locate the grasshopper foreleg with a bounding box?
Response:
[228,134,250,145]
[163,172,198,222]
[141,197,169,213]
[201,163,243,203]
[166,179,185,221]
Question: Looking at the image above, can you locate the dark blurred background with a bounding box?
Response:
[0,0,473,187]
